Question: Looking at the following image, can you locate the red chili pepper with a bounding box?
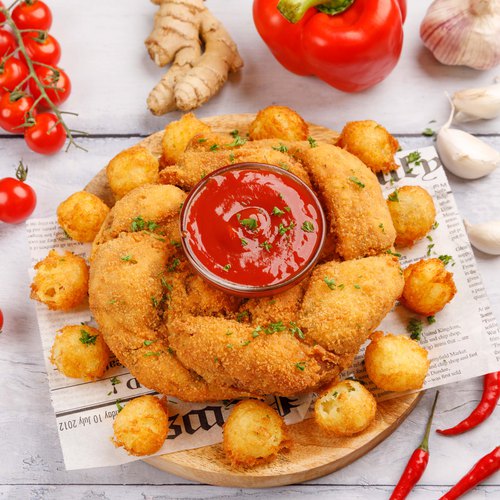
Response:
[253,0,405,92]
[437,371,500,436]
[439,446,500,500]
[389,391,439,500]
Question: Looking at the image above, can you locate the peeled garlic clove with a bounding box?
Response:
[420,0,500,70]
[437,128,500,179]
[464,220,500,255]
[453,80,500,122]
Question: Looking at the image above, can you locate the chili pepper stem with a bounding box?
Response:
[420,390,439,452]
[277,0,354,23]
[0,1,85,152]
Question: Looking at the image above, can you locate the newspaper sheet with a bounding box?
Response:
[26,146,500,470]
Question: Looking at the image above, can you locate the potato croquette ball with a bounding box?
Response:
[57,191,110,243]
[248,105,308,141]
[223,399,289,467]
[401,258,457,315]
[365,332,430,392]
[106,146,159,200]
[337,120,399,173]
[315,380,377,436]
[387,186,436,247]
[30,250,88,310]
[112,395,168,456]
[50,325,110,380]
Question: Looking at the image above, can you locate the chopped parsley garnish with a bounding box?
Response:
[278,221,295,235]
[295,362,306,371]
[427,235,433,242]
[214,356,219,363]
[388,189,399,202]
[225,331,233,336]
[229,152,235,164]
[432,221,439,230]
[111,376,121,386]
[331,391,338,399]
[439,255,455,266]
[144,340,155,346]
[230,129,239,138]
[252,326,262,338]
[407,318,423,341]
[198,138,207,143]
[222,264,231,272]
[427,243,435,256]
[353,284,361,289]
[272,143,288,153]
[240,238,248,247]
[289,321,305,339]
[264,321,286,334]
[379,223,385,233]
[324,276,336,290]
[226,134,247,147]
[278,162,290,171]
[168,257,180,272]
[407,151,422,165]
[167,346,175,355]
[151,296,159,308]
[79,329,97,345]
[170,239,181,248]
[422,128,435,137]
[226,344,233,349]
[240,340,251,347]
[427,315,436,325]
[116,400,123,413]
[301,221,314,232]
[271,206,285,216]
[349,176,365,189]
[209,144,219,152]
[147,220,159,231]
[386,249,402,258]
[260,241,272,252]
[144,351,161,357]
[240,217,258,230]
[130,216,145,232]
[236,311,249,322]
[120,254,137,263]
[308,136,318,148]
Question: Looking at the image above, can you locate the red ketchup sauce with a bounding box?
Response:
[181,163,325,296]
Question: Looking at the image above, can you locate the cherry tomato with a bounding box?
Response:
[0,162,37,223]
[11,0,52,31]
[24,112,66,154]
[28,65,71,107]
[0,2,6,24]
[0,91,35,133]
[22,31,61,66]
[0,57,28,94]
[0,29,16,58]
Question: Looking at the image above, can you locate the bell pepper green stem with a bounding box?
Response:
[277,0,355,24]
[420,391,439,453]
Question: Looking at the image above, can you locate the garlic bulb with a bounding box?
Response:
[453,79,500,122]
[420,0,500,70]
[464,219,500,255]
[437,100,500,179]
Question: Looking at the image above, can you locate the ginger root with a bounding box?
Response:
[145,0,243,115]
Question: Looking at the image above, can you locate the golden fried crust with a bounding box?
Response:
[92,184,186,257]
[387,186,437,247]
[223,400,290,468]
[159,148,311,190]
[89,233,249,401]
[294,143,396,260]
[31,250,89,311]
[365,332,430,391]
[401,258,457,315]
[299,255,404,363]
[112,395,168,456]
[107,146,159,200]
[337,120,399,173]
[184,132,244,153]
[168,314,339,396]
[249,105,309,141]
[57,191,110,243]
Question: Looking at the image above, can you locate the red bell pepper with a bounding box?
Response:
[253,0,406,92]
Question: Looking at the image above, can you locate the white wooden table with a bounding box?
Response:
[1,1,499,498]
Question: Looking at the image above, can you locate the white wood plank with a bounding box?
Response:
[5,0,496,136]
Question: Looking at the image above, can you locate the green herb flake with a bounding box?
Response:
[116,400,123,413]
[278,221,295,235]
[260,241,272,252]
[151,296,159,308]
[388,189,399,202]
[79,329,97,346]
[349,176,365,189]
[222,264,231,272]
[143,340,156,346]
[432,221,439,230]
[324,277,336,290]
[198,137,208,143]
[110,376,120,386]
[386,249,402,258]
[427,315,436,325]
[214,356,219,363]
[170,240,181,249]
[379,223,385,233]
[271,206,285,217]
[147,220,159,232]
[308,136,318,148]
[422,128,435,137]
[407,151,422,165]
[272,143,288,153]
[236,311,249,322]
[289,321,305,339]
[427,243,435,256]
[301,221,314,233]
[130,216,145,232]
[229,152,235,164]
[240,217,258,230]
[332,391,338,399]
[168,257,180,272]
[209,144,219,152]
[252,326,262,338]
[278,162,290,171]
[225,331,233,336]
[230,129,239,138]
[120,254,137,263]
[240,238,248,247]
[439,255,455,266]
[354,284,361,289]
[144,351,161,357]
[226,343,233,350]
[295,362,306,371]
[264,321,286,335]
[226,134,247,147]
[240,340,251,347]
[407,318,423,341]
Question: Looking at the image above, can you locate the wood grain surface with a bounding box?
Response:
[85,114,420,487]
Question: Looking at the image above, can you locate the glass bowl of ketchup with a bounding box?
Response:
[180,162,326,297]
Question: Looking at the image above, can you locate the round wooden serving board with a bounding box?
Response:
[85,113,422,488]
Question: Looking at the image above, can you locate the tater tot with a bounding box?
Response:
[30,250,88,310]
[401,258,457,315]
[365,332,430,392]
[161,112,211,165]
[387,186,436,247]
[112,395,169,456]
[57,191,110,243]
[315,380,377,436]
[337,120,399,173]
[223,399,289,467]
[106,146,159,200]
[248,105,308,141]
[50,325,110,380]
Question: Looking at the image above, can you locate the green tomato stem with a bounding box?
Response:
[277,0,354,23]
